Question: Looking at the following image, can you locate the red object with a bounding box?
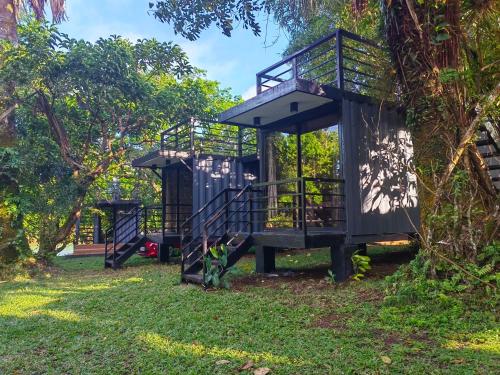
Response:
[139,241,158,258]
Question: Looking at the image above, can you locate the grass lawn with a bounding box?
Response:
[0,247,498,374]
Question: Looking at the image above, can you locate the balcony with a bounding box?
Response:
[132,118,257,168]
[219,29,394,129]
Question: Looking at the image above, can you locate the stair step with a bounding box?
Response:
[182,273,204,284]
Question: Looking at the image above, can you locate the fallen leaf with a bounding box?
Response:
[254,368,271,375]
[216,359,231,365]
[381,355,392,365]
[239,360,254,370]
[451,358,465,364]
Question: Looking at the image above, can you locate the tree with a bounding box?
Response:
[0,0,65,271]
[149,0,499,283]
[1,21,195,258]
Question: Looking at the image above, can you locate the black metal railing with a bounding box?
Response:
[143,203,192,237]
[104,206,144,264]
[104,203,192,264]
[161,118,257,158]
[180,188,243,274]
[256,29,394,99]
[252,177,346,235]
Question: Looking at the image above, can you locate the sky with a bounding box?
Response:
[57,0,290,99]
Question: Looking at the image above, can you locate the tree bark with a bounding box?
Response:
[0,0,27,267]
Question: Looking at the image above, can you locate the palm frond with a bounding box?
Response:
[27,0,47,20]
[49,0,66,23]
[24,0,66,23]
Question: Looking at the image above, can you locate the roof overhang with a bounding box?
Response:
[219,78,342,130]
[131,149,190,168]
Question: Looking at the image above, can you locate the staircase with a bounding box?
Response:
[104,207,148,269]
[477,124,500,192]
[180,186,255,285]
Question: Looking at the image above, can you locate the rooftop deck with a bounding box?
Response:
[219,29,393,130]
[132,118,257,168]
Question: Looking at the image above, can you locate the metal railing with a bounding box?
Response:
[256,29,394,99]
[252,177,346,235]
[104,206,143,265]
[161,118,257,158]
[104,203,192,264]
[180,188,244,274]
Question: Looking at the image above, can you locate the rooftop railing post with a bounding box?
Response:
[335,29,344,91]
[292,57,298,80]
[256,74,262,94]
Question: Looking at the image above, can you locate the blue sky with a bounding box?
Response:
[58,0,289,99]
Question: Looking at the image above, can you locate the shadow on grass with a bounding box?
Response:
[0,247,497,374]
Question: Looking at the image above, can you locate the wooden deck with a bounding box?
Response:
[73,244,106,256]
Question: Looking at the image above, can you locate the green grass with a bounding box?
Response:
[0,248,498,374]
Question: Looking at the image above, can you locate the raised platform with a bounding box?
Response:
[73,244,106,256]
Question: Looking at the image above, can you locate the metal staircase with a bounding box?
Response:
[104,206,148,269]
[477,124,500,191]
[180,186,255,285]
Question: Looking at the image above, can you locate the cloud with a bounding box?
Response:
[242,85,256,100]
[178,39,238,82]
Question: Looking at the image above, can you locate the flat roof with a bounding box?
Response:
[131,149,190,168]
[219,78,342,128]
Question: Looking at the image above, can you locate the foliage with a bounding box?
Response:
[149,0,265,40]
[351,251,371,281]
[204,243,235,288]
[0,20,238,260]
[0,247,498,373]
[325,269,335,284]
[385,242,499,306]
[150,0,500,297]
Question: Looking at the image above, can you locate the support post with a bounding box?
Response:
[255,246,276,273]
[330,242,356,281]
[159,243,169,263]
[358,243,367,256]
[292,57,298,79]
[176,167,180,233]
[335,29,344,91]
[93,214,102,244]
[161,167,167,239]
[296,125,303,230]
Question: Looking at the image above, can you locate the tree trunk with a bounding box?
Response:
[0,0,27,267]
[36,178,93,260]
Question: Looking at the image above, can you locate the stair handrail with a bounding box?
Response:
[200,185,255,283]
[180,187,245,274]
[104,206,144,266]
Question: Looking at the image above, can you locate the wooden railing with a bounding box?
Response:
[256,29,394,99]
